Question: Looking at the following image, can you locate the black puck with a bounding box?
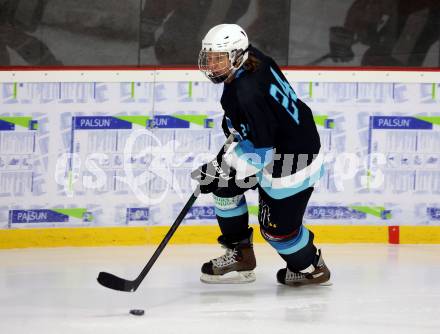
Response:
[129,309,145,316]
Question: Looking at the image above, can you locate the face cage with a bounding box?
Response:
[198,51,233,84]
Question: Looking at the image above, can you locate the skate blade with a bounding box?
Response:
[282,279,333,287]
[319,280,333,286]
[200,270,256,284]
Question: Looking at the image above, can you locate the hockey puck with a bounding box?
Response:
[129,309,145,316]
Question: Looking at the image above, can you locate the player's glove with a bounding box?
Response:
[329,26,355,62]
[191,147,258,195]
[191,151,236,194]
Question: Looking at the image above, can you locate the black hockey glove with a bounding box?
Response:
[191,152,236,194]
[191,148,258,195]
[329,26,355,62]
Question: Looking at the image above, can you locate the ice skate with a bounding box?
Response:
[200,229,256,284]
[277,249,331,286]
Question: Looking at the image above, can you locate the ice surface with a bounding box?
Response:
[1,244,439,334]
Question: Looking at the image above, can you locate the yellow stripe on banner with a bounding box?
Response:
[399,226,440,244]
[0,225,439,249]
[306,225,389,243]
[0,226,223,249]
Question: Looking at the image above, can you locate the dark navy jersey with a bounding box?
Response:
[220,45,321,178]
[221,45,320,154]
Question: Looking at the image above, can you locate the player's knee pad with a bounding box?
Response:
[213,194,248,218]
[261,225,317,271]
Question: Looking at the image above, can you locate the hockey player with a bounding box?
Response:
[191,24,331,286]
[329,0,440,66]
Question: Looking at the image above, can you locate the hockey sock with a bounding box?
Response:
[214,194,250,242]
[262,225,317,271]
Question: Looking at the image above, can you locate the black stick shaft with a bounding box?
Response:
[306,53,330,66]
[98,135,235,292]
[129,135,234,290]
[132,189,200,289]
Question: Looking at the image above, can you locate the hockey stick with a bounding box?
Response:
[97,135,235,292]
[306,36,360,66]
[306,53,331,66]
[97,188,200,292]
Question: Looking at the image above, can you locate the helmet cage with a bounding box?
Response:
[198,47,249,84]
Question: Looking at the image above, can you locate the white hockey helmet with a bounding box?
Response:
[198,24,249,84]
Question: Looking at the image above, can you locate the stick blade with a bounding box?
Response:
[97,272,136,292]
